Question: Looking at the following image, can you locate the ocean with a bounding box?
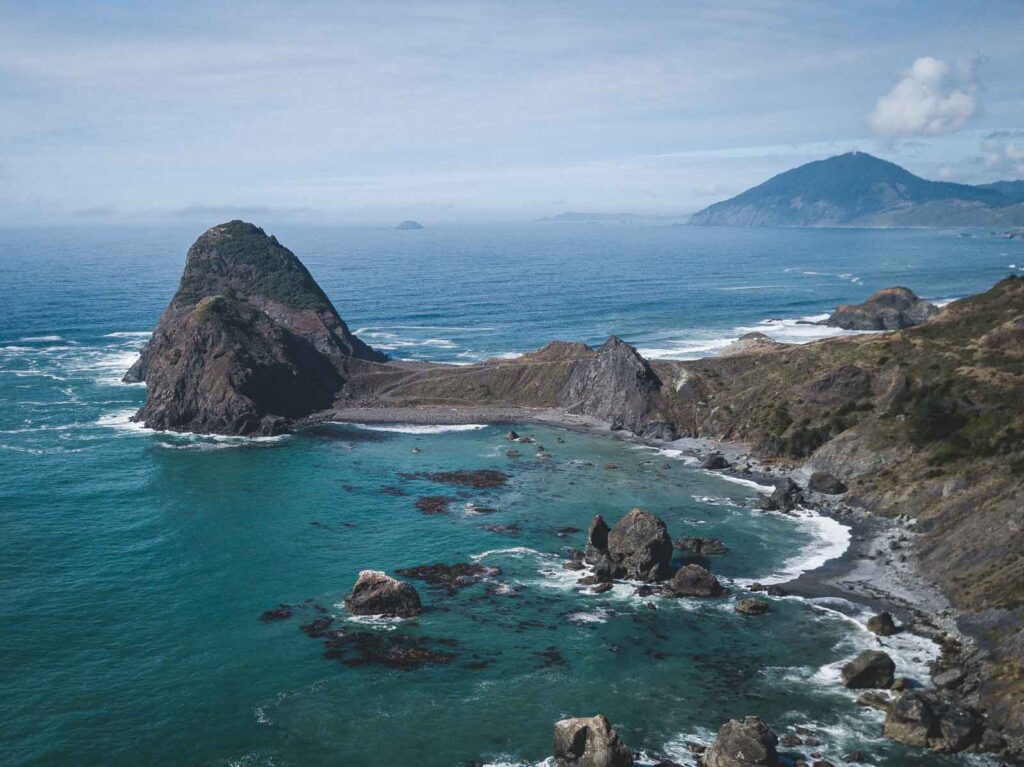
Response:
[1,222,1019,766]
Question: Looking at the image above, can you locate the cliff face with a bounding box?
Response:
[126,221,384,434]
[656,277,1024,751]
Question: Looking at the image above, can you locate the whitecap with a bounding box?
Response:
[16,335,65,343]
[103,331,152,338]
[737,507,850,586]
[344,422,487,434]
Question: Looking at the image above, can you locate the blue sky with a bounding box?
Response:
[2,1,1022,224]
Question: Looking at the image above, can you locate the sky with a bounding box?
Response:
[1,1,1023,224]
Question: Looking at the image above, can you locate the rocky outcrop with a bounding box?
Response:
[553,715,633,767]
[666,564,725,597]
[735,598,769,615]
[606,508,673,582]
[344,570,422,618]
[125,221,384,434]
[702,453,730,470]
[841,650,895,689]
[883,691,983,753]
[823,287,938,330]
[718,332,785,357]
[558,336,661,434]
[754,478,804,512]
[703,716,780,767]
[866,611,899,636]
[807,471,847,495]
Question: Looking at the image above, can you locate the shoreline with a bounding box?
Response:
[325,404,961,639]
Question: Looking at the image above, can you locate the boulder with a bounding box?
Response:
[674,536,729,556]
[344,570,422,618]
[584,515,611,565]
[553,715,633,767]
[883,691,982,753]
[606,508,673,581]
[702,453,730,470]
[735,598,770,615]
[667,564,725,597]
[823,287,938,331]
[841,650,895,689]
[754,478,804,512]
[866,611,899,636]
[807,471,848,495]
[703,716,780,767]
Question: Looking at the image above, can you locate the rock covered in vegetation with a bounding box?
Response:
[344,570,422,618]
[823,287,938,330]
[606,508,673,581]
[666,564,725,597]
[703,716,780,767]
[841,650,895,689]
[553,715,633,767]
[125,221,384,434]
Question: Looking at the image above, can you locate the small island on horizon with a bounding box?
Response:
[396,220,424,230]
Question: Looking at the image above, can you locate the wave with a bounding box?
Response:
[738,507,850,586]
[94,408,290,446]
[14,335,66,343]
[104,331,152,338]
[345,422,487,434]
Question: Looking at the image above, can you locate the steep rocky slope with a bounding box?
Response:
[125,221,385,433]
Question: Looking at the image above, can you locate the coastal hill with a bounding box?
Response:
[688,152,1024,227]
[127,223,1024,757]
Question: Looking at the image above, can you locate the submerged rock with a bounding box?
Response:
[703,716,780,767]
[344,570,422,618]
[823,287,938,330]
[415,496,452,515]
[394,563,499,593]
[841,650,895,689]
[674,536,729,556]
[553,714,633,767]
[606,508,673,581]
[666,564,725,597]
[808,471,848,495]
[323,630,455,669]
[419,469,509,488]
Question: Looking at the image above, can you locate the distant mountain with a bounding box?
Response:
[688,152,1024,227]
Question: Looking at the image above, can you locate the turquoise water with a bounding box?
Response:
[2,223,1018,766]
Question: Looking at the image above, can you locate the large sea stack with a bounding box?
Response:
[125,221,385,435]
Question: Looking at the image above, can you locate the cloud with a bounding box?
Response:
[868,57,979,137]
[980,130,1024,178]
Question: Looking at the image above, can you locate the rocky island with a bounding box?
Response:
[127,221,1024,762]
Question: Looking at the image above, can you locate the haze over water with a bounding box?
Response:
[1,223,1020,766]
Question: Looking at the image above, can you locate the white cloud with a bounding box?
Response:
[981,131,1024,178]
[868,56,979,137]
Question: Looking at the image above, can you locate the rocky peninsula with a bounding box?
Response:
[127,221,1024,762]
